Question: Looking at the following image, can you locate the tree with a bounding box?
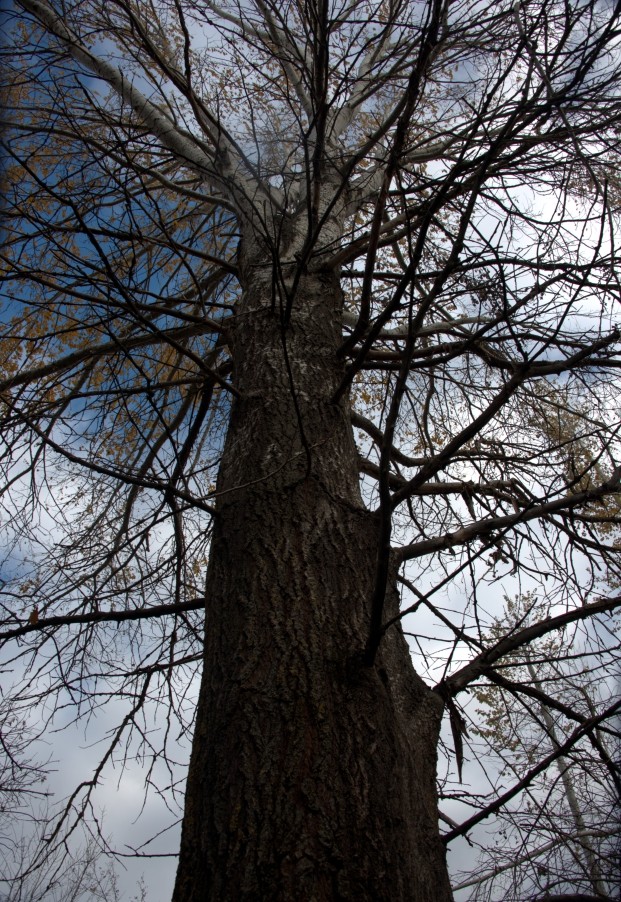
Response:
[452,595,620,900]
[1,0,621,899]
[1,825,128,902]
[0,701,49,861]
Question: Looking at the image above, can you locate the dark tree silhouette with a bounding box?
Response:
[1,0,621,899]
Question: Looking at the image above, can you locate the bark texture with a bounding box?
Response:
[172,245,453,901]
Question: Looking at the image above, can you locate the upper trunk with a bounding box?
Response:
[172,242,453,901]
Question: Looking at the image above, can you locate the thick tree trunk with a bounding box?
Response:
[172,252,453,901]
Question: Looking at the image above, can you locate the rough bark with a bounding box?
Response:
[172,240,453,901]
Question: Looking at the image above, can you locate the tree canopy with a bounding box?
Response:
[1,0,621,898]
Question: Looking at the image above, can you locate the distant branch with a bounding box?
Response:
[442,697,621,844]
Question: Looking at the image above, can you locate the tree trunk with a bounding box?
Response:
[172,247,453,901]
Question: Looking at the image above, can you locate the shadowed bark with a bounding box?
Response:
[173,254,452,901]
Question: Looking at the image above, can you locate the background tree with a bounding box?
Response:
[1,824,134,902]
[0,701,48,862]
[1,0,621,900]
[451,595,620,900]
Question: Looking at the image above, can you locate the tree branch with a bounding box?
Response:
[0,599,204,642]
[441,697,621,844]
[438,595,621,698]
